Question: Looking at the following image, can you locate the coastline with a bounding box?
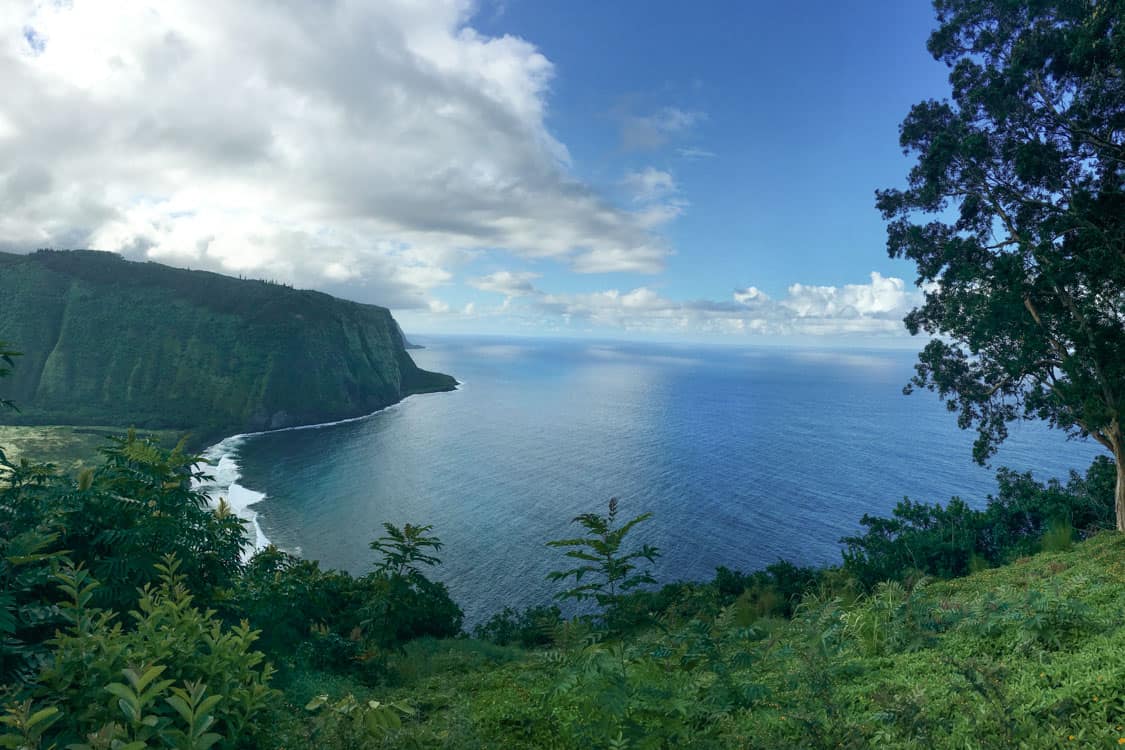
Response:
[194,382,462,558]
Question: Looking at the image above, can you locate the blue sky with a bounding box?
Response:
[471,0,948,295]
[2,0,952,343]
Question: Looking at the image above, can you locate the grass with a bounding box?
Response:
[0,425,186,473]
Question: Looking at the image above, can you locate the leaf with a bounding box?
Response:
[166,695,192,725]
[26,707,59,730]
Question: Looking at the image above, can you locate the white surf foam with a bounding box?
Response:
[193,436,270,559]
[193,385,462,559]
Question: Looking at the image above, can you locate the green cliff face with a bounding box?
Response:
[0,250,455,442]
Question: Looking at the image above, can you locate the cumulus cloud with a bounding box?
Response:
[0,0,676,307]
[465,271,919,337]
[782,272,907,318]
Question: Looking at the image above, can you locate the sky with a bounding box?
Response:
[0,0,953,344]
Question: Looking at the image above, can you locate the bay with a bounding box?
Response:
[222,336,1100,625]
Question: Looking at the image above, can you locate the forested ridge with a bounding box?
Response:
[0,250,455,445]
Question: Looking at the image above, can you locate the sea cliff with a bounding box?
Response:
[0,249,455,444]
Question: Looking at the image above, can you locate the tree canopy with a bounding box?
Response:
[876,0,1125,526]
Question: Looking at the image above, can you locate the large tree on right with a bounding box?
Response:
[877,0,1125,527]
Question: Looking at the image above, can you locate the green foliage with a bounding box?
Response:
[230,547,361,663]
[369,523,443,577]
[712,560,821,619]
[0,527,64,688]
[875,0,1125,522]
[231,527,462,680]
[78,433,246,610]
[1040,517,1075,553]
[0,341,18,413]
[0,700,59,750]
[840,579,939,658]
[472,605,562,648]
[0,250,455,439]
[547,498,660,619]
[0,432,247,614]
[32,557,276,749]
[164,681,225,750]
[842,457,1114,588]
[303,693,415,749]
[357,567,463,650]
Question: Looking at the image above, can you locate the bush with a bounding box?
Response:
[473,605,562,648]
[713,560,820,619]
[0,433,246,617]
[230,526,463,681]
[22,558,276,749]
[842,458,1115,589]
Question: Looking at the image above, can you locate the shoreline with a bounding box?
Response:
[194,382,462,558]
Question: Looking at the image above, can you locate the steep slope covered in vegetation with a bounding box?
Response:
[0,250,455,441]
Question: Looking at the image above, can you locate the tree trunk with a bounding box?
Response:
[1113,429,1125,532]
[1116,448,1125,533]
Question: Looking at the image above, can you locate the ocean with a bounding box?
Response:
[197,336,1100,626]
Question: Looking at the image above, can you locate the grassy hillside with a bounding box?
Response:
[268,532,1125,748]
[0,250,455,444]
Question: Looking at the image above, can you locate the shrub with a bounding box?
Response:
[842,457,1114,589]
[24,558,276,749]
[473,605,562,648]
[231,525,463,681]
[547,498,660,626]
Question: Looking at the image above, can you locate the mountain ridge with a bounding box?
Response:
[0,249,455,446]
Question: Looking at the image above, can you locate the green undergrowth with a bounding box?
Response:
[260,533,1125,749]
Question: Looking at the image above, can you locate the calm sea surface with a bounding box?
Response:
[214,336,1099,625]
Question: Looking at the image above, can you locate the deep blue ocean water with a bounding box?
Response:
[214,336,1100,625]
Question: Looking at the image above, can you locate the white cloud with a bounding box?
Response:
[782,272,907,318]
[470,272,919,337]
[0,0,676,308]
[733,286,769,305]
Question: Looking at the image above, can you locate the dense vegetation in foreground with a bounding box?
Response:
[2,430,1122,749]
[0,250,455,445]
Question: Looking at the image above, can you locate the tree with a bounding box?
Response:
[0,341,19,414]
[547,497,660,615]
[364,523,462,644]
[876,0,1125,527]
[369,522,443,577]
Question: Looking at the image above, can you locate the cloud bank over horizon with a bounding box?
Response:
[431,270,918,338]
